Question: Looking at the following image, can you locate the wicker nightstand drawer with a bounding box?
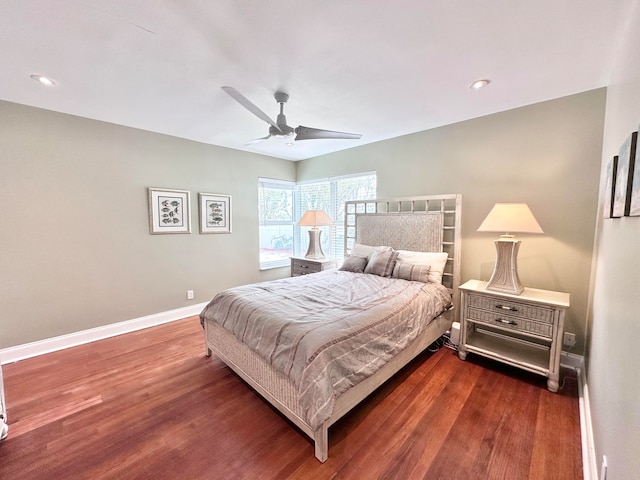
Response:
[290,257,336,277]
[467,307,554,338]
[468,293,554,323]
[293,261,322,275]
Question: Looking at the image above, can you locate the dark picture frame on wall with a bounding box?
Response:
[198,193,232,234]
[629,126,640,216]
[148,187,191,234]
[603,155,618,219]
[612,131,638,217]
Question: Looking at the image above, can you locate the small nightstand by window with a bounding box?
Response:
[290,257,336,277]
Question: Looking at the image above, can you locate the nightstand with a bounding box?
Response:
[290,256,336,277]
[458,279,570,392]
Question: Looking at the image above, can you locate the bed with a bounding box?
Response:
[201,194,462,462]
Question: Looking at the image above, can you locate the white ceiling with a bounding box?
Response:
[0,1,634,161]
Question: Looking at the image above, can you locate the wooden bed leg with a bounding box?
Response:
[204,323,212,357]
[314,424,329,462]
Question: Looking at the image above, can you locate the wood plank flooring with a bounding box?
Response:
[0,317,582,479]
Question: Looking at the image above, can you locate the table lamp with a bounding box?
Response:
[297,210,333,259]
[477,203,543,295]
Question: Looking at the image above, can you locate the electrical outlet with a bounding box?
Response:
[563,332,576,347]
[186,290,194,300]
[600,454,607,480]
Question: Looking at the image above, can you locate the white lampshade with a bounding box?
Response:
[297,210,334,227]
[477,203,543,295]
[477,203,543,236]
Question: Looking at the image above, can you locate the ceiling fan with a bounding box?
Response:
[222,86,362,144]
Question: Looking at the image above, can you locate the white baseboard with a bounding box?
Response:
[559,351,597,480]
[577,365,598,480]
[0,303,208,365]
[560,351,584,369]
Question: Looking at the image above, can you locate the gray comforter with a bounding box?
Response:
[200,270,451,429]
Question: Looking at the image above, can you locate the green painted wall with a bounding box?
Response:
[0,101,295,348]
[298,89,607,353]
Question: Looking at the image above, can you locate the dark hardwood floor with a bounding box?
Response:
[0,317,582,479]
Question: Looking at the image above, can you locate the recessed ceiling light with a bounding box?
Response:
[30,74,56,86]
[469,79,491,90]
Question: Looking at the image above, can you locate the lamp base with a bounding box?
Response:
[304,228,326,259]
[486,238,524,295]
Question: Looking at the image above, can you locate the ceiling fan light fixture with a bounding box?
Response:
[30,74,56,86]
[469,79,491,90]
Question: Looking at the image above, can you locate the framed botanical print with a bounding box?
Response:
[612,131,638,217]
[199,193,232,234]
[603,156,618,219]
[629,127,640,216]
[148,188,191,234]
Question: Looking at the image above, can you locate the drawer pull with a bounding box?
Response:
[300,265,309,269]
[494,317,518,326]
[495,304,518,312]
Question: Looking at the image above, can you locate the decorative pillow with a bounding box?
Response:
[364,249,399,277]
[392,263,431,283]
[339,255,368,273]
[350,243,392,259]
[395,250,448,284]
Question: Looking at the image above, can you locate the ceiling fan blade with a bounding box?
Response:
[244,135,271,145]
[222,86,282,133]
[295,126,362,141]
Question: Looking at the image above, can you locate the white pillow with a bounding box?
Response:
[350,243,392,259]
[395,250,448,284]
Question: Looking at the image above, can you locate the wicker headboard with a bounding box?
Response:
[344,194,462,307]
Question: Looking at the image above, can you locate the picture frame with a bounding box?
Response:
[629,127,640,216]
[603,156,618,219]
[612,131,638,217]
[199,193,232,234]
[148,188,191,234]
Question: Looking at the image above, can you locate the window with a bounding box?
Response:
[258,178,295,269]
[259,172,376,269]
[296,172,376,261]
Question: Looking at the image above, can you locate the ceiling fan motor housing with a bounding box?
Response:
[272,115,294,137]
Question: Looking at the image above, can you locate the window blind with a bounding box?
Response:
[295,172,376,260]
[258,178,296,269]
